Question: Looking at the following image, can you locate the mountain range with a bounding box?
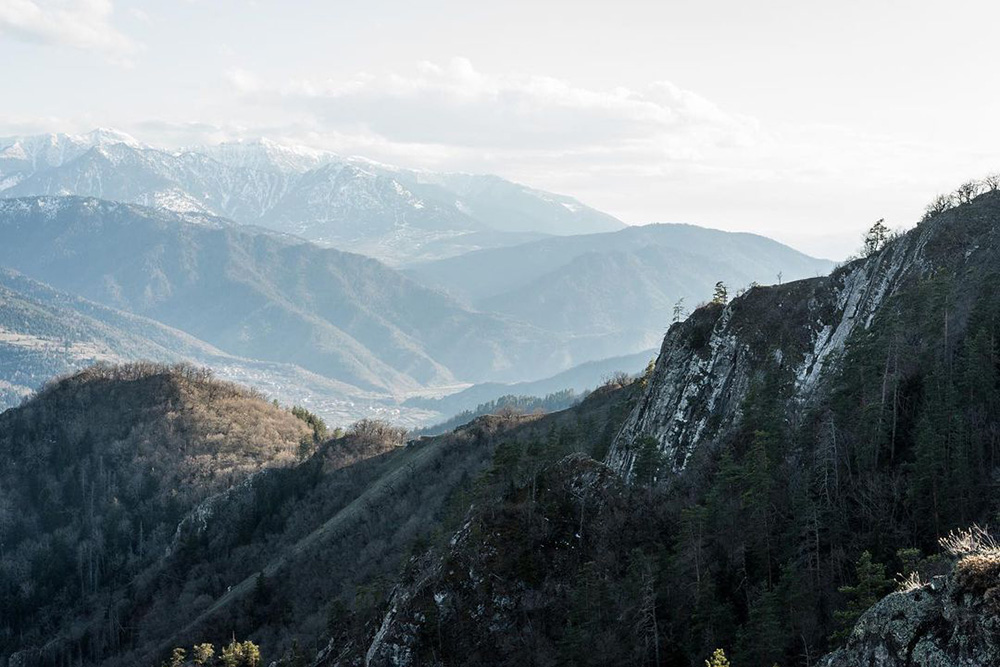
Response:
[0,193,830,425]
[409,223,834,351]
[0,130,623,264]
[0,196,567,389]
[0,267,428,423]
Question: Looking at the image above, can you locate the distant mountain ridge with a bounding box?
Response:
[408,223,835,351]
[0,197,578,393]
[0,130,624,263]
[0,267,437,424]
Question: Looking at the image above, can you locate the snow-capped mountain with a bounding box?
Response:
[0,130,625,264]
[0,128,144,190]
[196,137,336,174]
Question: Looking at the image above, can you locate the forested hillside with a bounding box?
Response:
[0,360,638,667]
[327,187,1000,666]
[0,364,313,663]
[6,172,1000,667]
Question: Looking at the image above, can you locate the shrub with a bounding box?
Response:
[954,553,1000,594]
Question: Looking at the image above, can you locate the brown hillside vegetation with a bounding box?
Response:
[6,361,312,495]
[0,362,311,664]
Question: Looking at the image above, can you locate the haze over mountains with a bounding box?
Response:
[410,224,833,351]
[0,130,623,264]
[0,267,419,424]
[0,129,832,427]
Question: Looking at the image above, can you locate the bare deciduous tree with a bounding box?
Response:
[954,180,983,205]
[922,193,954,222]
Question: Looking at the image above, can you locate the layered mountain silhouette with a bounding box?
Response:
[0,195,829,423]
[0,197,571,392]
[409,223,834,350]
[0,267,410,422]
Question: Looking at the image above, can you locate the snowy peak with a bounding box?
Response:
[0,128,143,175]
[196,137,338,174]
[0,129,627,263]
[81,127,143,148]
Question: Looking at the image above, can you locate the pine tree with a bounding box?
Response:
[712,282,728,305]
[672,297,687,322]
[862,219,890,256]
[832,551,892,642]
[632,436,665,485]
[192,643,215,666]
[169,647,186,667]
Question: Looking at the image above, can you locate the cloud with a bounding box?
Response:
[225,67,261,94]
[230,58,758,162]
[0,0,138,59]
[126,7,150,24]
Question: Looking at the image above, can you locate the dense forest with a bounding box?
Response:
[411,388,583,436]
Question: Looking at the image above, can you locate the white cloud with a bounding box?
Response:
[232,57,759,161]
[225,67,261,94]
[0,0,138,59]
[126,7,150,24]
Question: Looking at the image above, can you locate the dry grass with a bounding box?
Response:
[939,524,1000,558]
[897,571,924,593]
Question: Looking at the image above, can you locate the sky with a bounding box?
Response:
[2,0,999,258]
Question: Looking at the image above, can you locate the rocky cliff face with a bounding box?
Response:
[821,554,1000,666]
[607,212,939,476]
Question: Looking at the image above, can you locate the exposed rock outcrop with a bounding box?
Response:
[821,556,1000,666]
[609,203,950,477]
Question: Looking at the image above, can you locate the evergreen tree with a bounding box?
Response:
[862,219,890,256]
[632,436,665,485]
[712,282,729,305]
[832,551,892,642]
[192,643,215,666]
[168,647,186,667]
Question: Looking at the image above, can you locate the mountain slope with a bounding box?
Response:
[398,171,625,235]
[0,268,431,424]
[0,197,578,392]
[328,189,1000,667]
[0,364,314,665]
[0,129,143,190]
[409,223,832,303]
[0,359,637,667]
[7,188,1000,667]
[408,223,834,353]
[0,132,624,263]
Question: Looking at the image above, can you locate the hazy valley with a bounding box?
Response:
[0,138,831,427]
